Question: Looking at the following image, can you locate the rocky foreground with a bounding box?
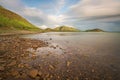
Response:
[0,36,48,80]
[0,36,120,80]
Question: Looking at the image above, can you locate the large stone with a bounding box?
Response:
[29,69,38,78]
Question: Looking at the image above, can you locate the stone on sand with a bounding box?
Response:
[29,69,38,78]
[11,70,19,77]
[0,66,5,71]
[8,61,16,66]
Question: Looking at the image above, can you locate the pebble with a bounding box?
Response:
[8,61,16,66]
[92,69,95,72]
[0,77,2,80]
[0,66,5,71]
[21,73,27,79]
[38,71,42,76]
[32,45,38,50]
[29,69,38,78]
[49,65,55,69]
[67,61,71,67]
[11,70,19,77]
[50,38,52,40]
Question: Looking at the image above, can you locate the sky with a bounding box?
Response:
[0,0,120,31]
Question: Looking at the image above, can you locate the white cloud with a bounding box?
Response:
[0,0,120,31]
[63,0,120,31]
[55,0,65,14]
[0,0,24,12]
[39,25,48,29]
[47,15,65,24]
[21,7,66,28]
[0,0,67,28]
[68,0,120,17]
[22,7,43,17]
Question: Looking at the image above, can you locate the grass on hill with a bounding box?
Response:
[0,6,41,34]
[53,26,80,32]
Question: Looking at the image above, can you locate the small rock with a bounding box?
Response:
[18,64,24,68]
[0,77,2,80]
[11,56,15,59]
[32,45,38,50]
[46,74,50,78]
[24,63,29,68]
[67,61,71,67]
[35,76,40,80]
[0,60,6,63]
[92,69,95,72]
[8,61,16,66]
[21,73,27,79]
[38,71,42,76]
[0,66,5,71]
[67,70,69,72]
[50,75,53,78]
[50,38,52,40]
[57,76,60,79]
[85,78,89,80]
[11,70,19,77]
[49,65,55,69]
[29,69,38,78]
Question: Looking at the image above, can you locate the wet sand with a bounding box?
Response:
[0,32,120,80]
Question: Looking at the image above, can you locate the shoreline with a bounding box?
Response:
[0,33,120,80]
[0,31,43,36]
[0,31,113,36]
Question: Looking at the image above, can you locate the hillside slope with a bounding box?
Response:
[0,6,41,34]
[53,26,80,32]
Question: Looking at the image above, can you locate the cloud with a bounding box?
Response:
[69,0,120,17]
[65,0,120,23]
[0,0,24,12]
[0,0,120,31]
[39,25,48,29]
[63,0,120,31]
[37,0,66,15]
[56,0,65,13]
[30,0,66,27]
[0,0,66,28]
[22,7,43,17]
[21,7,66,27]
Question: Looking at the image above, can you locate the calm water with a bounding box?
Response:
[21,32,120,55]
[21,32,120,79]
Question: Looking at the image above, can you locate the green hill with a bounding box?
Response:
[44,28,54,32]
[0,6,41,34]
[52,26,80,32]
[85,28,104,32]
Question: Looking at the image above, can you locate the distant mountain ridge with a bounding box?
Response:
[0,6,41,34]
[44,26,80,32]
[85,28,104,32]
[43,26,105,32]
